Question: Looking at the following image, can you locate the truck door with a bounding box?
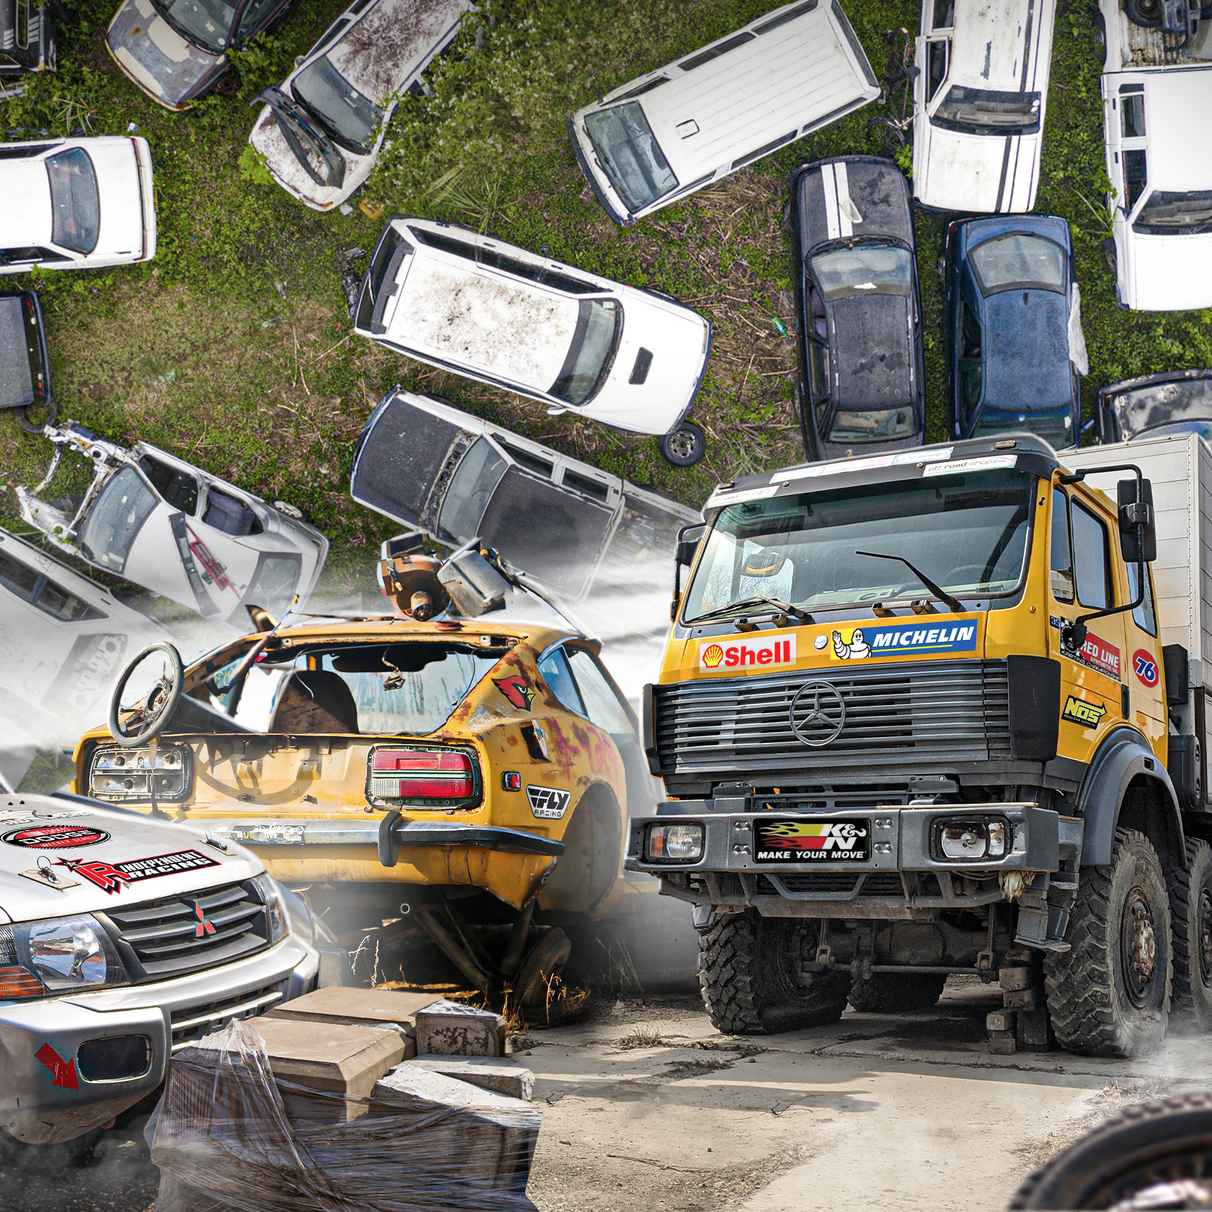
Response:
[1122,557,1167,754]
[1048,485,1128,758]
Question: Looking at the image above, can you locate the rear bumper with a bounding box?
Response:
[0,934,315,1145]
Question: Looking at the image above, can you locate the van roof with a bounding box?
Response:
[949,0,1039,91]
[630,5,875,183]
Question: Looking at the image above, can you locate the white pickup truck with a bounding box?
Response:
[0,791,338,1146]
[1099,0,1212,310]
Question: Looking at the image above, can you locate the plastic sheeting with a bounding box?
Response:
[149,1019,540,1212]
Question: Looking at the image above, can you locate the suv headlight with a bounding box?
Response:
[645,822,704,863]
[251,874,290,944]
[0,915,130,1000]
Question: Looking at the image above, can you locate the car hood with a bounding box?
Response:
[107,0,222,108]
[1123,232,1212,312]
[916,123,1039,213]
[828,294,915,410]
[89,139,147,259]
[0,161,51,248]
[586,297,710,434]
[982,288,1072,409]
[0,797,261,924]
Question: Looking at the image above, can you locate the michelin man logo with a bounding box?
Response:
[831,628,871,660]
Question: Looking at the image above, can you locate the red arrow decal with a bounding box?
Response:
[35,1043,79,1090]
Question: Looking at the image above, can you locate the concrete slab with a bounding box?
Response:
[405,1055,536,1101]
[415,998,508,1057]
[264,986,441,1036]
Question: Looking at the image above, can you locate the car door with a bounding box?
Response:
[955,293,984,437]
[1108,83,1148,268]
[916,0,954,125]
[800,270,832,453]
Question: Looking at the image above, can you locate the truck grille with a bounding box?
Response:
[104,881,270,982]
[654,659,1010,789]
[170,980,287,1052]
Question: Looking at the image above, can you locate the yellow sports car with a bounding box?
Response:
[71,547,655,1005]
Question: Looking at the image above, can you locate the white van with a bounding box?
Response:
[912,0,1058,213]
[568,0,879,225]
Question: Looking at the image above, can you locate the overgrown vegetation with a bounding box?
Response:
[2,0,1209,603]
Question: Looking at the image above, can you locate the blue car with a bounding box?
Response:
[944,215,1084,450]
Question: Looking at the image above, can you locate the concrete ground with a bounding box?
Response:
[5,979,1210,1210]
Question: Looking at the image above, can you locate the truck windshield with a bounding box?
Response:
[551,299,621,405]
[1133,191,1212,236]
[682,468,1035,620]
[437,438,508,542]
[583,102,678,214]
[933,86,1041,136]
[811,244,913,300]
[291,57,382,154]
[79,467,158,573]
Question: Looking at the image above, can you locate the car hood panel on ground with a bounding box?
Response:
[107,0,220,108]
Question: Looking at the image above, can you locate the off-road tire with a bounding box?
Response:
[1168,838,1212,1034]
[1009,1092,1212,1209]
[699,911,850,1035]
[1044,829,1171,1058]
[847,971,947,1013]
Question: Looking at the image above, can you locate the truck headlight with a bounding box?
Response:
[646,823,704,863]
[0,915,130,1000]
[89,744,191,803]
[251,874,291,944]
[935,818,1009,862]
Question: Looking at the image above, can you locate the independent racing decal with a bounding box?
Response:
[494,675,535,711]
[829,621,977,661]
[1133,650,1160,688]
[753,819,871,863]
[527,785,571,820]
[1062,695,1107,729]
[2,823,110,849]
[54,849,219,894]
[699,636,796,670]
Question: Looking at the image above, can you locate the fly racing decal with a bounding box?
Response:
[2,823,110,849]
[1133,650,1160,688]
[830,621,977,660]
[527,785,571,820]
[494,675,535,711]
[54,849,220,895]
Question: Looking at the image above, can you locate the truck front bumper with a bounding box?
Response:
[625,802,1075,919]
[0,933,316,1146]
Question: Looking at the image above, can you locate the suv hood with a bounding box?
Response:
[1123,231,1212,312]
[0,796,261,924]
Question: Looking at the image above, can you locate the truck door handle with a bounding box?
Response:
[1122,684,1130,719]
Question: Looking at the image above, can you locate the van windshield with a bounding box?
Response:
[1133,191,1212,236]
[80,467,158,573]
[933,86,1041,136]
[583,102,678,214]
[682,468,1034,620]
[551,299,621,405]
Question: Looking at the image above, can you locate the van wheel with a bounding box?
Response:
[848,971,947,1013]
[1168,839,1212,1034]
[1125,0,1163,26]
[1044,829,1171,1058]
[659,422,706,467]
[699,910,850,1035]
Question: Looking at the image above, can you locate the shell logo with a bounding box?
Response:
[702,644,724,668]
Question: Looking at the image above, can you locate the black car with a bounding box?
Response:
[0,0,58,97]
[0,290,53,432]
[1097,369,1212,444]
[788,155,925,460]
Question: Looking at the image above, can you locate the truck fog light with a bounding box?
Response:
[937,818,1008,861]
[647,823,703,863]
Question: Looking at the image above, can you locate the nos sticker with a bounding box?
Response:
[1062,695,1107,729]
[1,823,109,849]
[54,849,220,895]
[1133,650,1160,688]
[753,819,870,863]
[527,786,571,820]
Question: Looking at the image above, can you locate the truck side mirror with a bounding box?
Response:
[1118,476,1156,563]
[672,523,706,621]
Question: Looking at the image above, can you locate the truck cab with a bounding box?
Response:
[626,434,1211,1057]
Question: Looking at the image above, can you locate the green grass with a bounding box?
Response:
[2,0,1210,602]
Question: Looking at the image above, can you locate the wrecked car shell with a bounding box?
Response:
[16,423,327,625]
[0,0,58,98]
[1097,368,1212,443]
[0,791,323,1145]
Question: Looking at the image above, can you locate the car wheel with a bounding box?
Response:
[1099,236,1118,277]
[659,421,706,467]
[1125,0,1163,26]
[272,500,304,520]
[15,399,58,434]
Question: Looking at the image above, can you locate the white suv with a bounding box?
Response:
[353,218,712,464]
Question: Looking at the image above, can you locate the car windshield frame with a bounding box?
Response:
[681,468,1037,622]
[809,240,914,302]
[932,85,1041,136]
[1132,190,1212,236]
[550,298,623,406]
[583,101,679,215]
[967,231,1067,295]
[436,437,509,543]
[151,0,239,54]
[45,147,100,256]
[290,54,382,155]
[78,465,159,574]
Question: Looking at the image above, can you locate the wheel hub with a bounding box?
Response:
[1121,887,1158,1007]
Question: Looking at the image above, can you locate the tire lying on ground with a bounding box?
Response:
[699,910,850,1034]
[1167,838,1212,1034]
[847,971,947,1013]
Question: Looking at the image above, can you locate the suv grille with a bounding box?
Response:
[170,981,287,1052]
[655,659,1009,790]
[103,881,270,982]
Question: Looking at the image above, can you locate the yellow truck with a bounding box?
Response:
[70,546,663,1009]
[626,432,1212,1057]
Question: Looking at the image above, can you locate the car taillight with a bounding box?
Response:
[369,748,477,805]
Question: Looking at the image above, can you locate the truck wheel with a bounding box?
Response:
[847,971,947,1013]
[698,911,850,1035]
[1043,829,1171,1058]
[1168,839,1212,1034]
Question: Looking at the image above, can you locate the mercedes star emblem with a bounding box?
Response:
[789,679,846,747]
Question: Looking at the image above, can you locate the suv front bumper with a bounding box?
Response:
[0,933,316,1145]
